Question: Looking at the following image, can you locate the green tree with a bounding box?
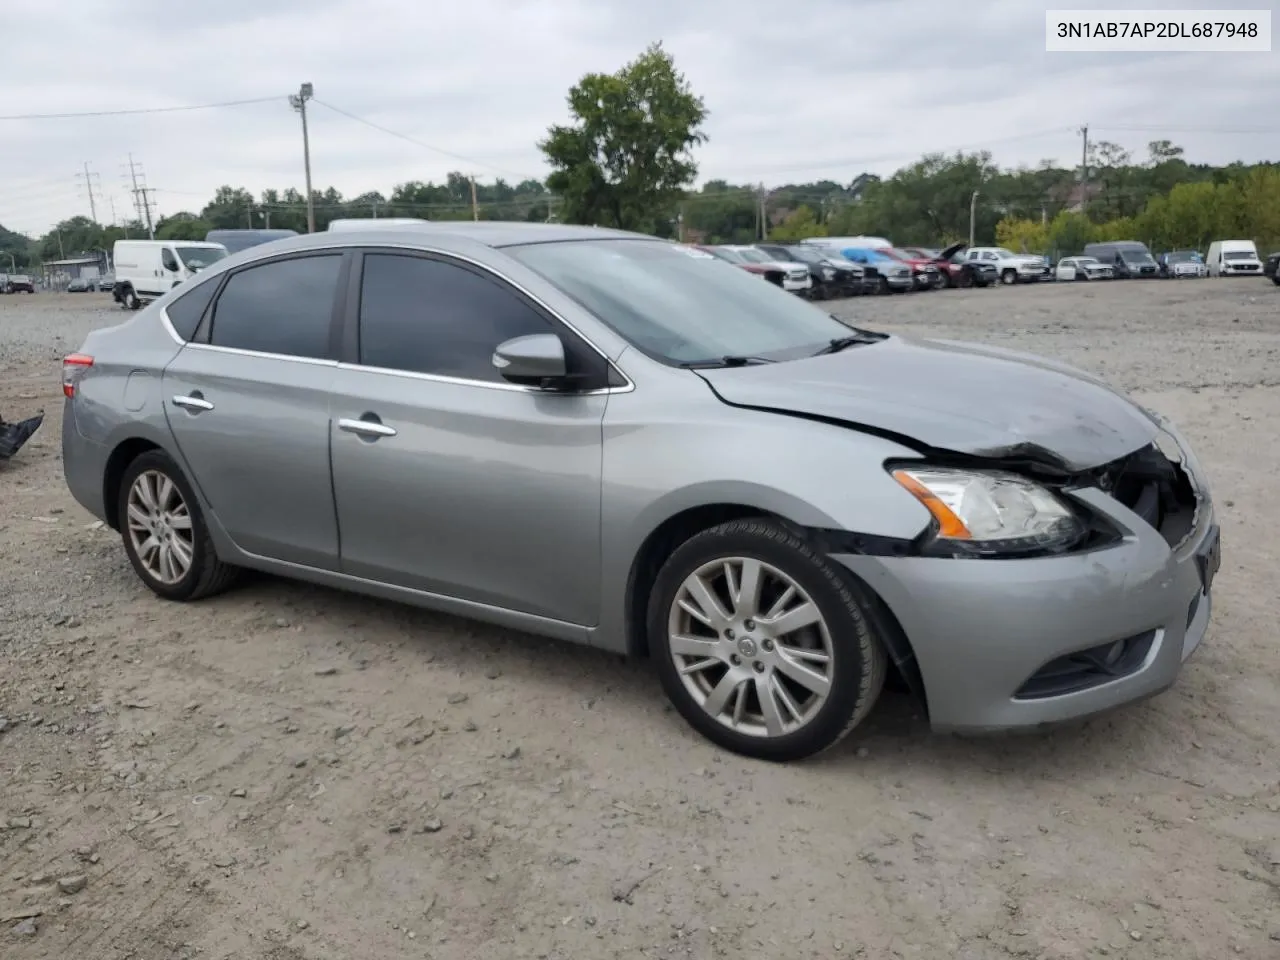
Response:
[201,186,257,230]
[769,205,825,242]
[0,223,36,269]
[995,217,1049,253]
[540,42,707,231]
[156,212,213,241]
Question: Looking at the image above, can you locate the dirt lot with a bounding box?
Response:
[2,280,1278,960]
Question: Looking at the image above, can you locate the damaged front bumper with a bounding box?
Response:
[834,425,1218,733]
[0,410,44,460]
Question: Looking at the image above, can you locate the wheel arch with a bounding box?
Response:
[620,503,929,713]
[102,437,164,530]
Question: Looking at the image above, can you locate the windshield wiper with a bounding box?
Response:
[679,355,777,369]
[812,329,885,356]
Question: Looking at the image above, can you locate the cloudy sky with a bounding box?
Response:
[0,0,1274,236]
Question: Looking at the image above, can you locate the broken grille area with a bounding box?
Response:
[1090,440,1198,548]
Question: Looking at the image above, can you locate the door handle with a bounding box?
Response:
[338,417,397,439]
[172,394,214,411]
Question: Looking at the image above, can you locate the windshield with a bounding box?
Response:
[1166,252,1197,263]
[1120,250,1155,263]
[707,247,744,263]
[882,248,915,261]
[733,248,771,264]
[993,248,1017,259]
[785,246,826,264]
[177,246,228,270]
[507,239,853,365]
[1223,251,1255,260]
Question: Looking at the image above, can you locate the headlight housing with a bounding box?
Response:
[890,466,1083,556]
[821,267,835,280]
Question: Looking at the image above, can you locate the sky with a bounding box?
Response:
[0,0,1275,236]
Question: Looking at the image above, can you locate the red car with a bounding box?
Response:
[900,243,998,288]
[874,247,943,290]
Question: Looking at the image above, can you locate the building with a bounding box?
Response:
[42,255,106,289]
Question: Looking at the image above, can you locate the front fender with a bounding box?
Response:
[593,385,934,652]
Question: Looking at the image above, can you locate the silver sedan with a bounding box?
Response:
[61,224,1220,761]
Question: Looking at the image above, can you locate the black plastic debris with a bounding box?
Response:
[0,410,44,460]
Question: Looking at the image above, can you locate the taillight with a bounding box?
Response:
[62,354,94,398]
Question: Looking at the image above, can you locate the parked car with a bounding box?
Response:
[205,228,300,254]
[701,245,812,294]
[755,243,863,299]
[876,248,942,290]
[59,223,1221,762]
[97,273,116,292]
[962,247,1048,285]
[1082,242,1160,279]
[1055,256,1115,281]
[112,240,229,310]
[810,244,914,294]
[4,273,35,294]
[1205,239,1264,277]
[905,243,996,288]
[1158,251,1207,279]
[1264,250,1280,282]
[67,278,93,293]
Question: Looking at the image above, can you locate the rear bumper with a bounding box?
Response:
[61,401,109,522]
[834,434,1217,733]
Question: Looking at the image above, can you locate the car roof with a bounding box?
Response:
[230,221,646,254]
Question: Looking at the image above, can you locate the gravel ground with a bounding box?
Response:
[2,281,1278,960]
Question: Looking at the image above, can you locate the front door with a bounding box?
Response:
[162,252,347,569]
[329,250,608,625]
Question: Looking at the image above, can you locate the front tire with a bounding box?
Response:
[117,449,239,602]
[1000,268,1017,285]
[121,286,141,310]
[648,519,887,762]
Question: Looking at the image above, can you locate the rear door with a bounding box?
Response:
[161,250,349,569]
[328,249,611,625]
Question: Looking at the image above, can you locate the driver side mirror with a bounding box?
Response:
[492,333,570,389]
[161,250,179,272]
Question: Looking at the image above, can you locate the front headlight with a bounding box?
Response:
[890,466,1083,555]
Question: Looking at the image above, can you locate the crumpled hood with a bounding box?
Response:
[697,334,1158,472]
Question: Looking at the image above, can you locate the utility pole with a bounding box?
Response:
[371,199,378,219]
[76,163,102,223]
[289,82,316,233]
[1079,124,1090,213]
[123,154,155,238]
[470,176,479,221]
[758,184,769,240]
[969,190,980,247]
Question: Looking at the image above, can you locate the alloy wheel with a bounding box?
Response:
[126,469,195,584]
[667,557,834,739]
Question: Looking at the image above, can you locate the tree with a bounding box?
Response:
[769,205,825,242]
[540,42,707,231]
[995,217,1048,253]
[201,186,257,230]
[156,212,213,241]
[0,223,36,269]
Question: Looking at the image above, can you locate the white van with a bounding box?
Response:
[112,240,228,310]
[326,217,431,232]
[1206,239,1263,277]
[802,235,893,250]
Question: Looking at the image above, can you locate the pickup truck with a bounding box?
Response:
[3,274,35,294]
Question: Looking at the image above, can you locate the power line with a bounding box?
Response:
[0,96,282,121]
[311,99,536,180]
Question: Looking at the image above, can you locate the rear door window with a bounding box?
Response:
[208,255,342,359]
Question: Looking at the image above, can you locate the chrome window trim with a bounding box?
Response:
[160,239,636,394]
[333,360,634,396]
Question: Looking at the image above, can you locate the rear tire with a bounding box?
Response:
[122,287,141,310]
[117,449,240,602]
[648,519,887,762]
